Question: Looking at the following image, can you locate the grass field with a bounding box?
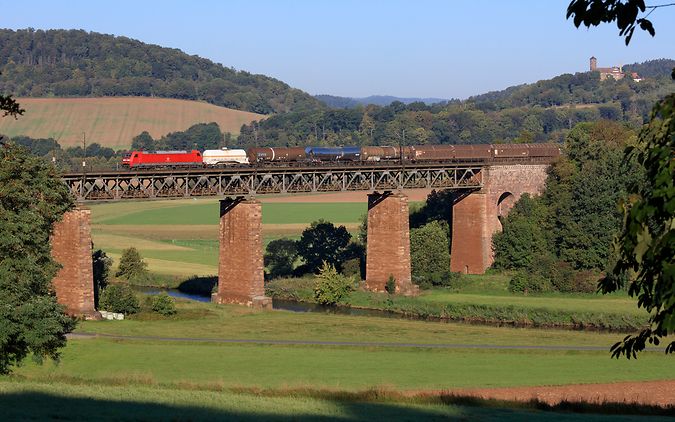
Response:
[13,338,675,390]
[75,299,647,348]
[89,198,365,277]
[4,380,665,421]
[0,97,263,149]
[4,300,674,420]
[94,200,367,226]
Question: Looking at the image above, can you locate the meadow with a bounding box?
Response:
[4,299,674,420]
[7,198,672,419]
[89,197,366,277]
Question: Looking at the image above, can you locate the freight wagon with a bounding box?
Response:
[121,143,560,169]
[202,148,249,165]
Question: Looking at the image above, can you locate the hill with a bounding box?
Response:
[315,94,450,108]
[0,29,322,114]
[0,97,263,149]
[238,59,674,148]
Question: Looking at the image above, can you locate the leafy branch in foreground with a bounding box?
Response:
[567,0,661,45]
[602,92,674,358]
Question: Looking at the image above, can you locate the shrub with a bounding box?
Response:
[151,294,177,316]
[99,284,140,314]
[573,270,600,293]
[313,261,355,305]
[385,275,396,294]
[508,271,552,293]
[115,247,149,282]
[548,261,578,293]
[341,258,362,279]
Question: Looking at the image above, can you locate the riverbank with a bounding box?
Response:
[265,276,648,332]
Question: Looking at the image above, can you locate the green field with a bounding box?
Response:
[14,299,675,390]
[89,199,365,277]
[5,300,674,420]
[94,200,366,226]
[13,338,675,390]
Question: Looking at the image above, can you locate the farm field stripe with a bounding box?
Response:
[68,332,665,351]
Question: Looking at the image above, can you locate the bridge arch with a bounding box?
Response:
[450,165,549,274]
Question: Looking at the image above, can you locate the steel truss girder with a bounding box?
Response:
[63,166,483,201]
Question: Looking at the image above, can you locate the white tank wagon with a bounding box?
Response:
[202,148,249,166]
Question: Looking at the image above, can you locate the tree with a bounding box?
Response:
[410,220,452,289]
[115,247,149,282]
[0,71,24,118]
[297,220,352,273]
[99,284,140,315]
[567,0,675,357]
[264,238,298,279]
[92,249,113,308]
[0,142,75,374]
[603,94,675,357]
[492,194,551,270]
[131,131,155,151]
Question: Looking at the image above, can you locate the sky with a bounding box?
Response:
[2,0,674,99]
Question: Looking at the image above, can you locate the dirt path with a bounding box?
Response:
[450,380,675,407]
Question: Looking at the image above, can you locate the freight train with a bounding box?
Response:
[121,144,560,169]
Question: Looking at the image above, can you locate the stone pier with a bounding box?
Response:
[365,191,417,295]
[450,165,549,274]
[212,197,271,308]
[51,207,98,317]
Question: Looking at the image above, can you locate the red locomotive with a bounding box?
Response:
[122,150,203,168]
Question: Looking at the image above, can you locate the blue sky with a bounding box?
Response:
[2,0,674,99]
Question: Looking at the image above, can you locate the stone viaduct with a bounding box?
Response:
[51,163,549,317]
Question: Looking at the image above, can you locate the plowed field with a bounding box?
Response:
[0,97,264,149]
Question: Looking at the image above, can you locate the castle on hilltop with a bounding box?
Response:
[590,57,641,82]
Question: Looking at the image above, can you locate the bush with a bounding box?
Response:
[548,261,578,293]
[151,294,177,316]
[313,262,355,305]
[573,270,600,293]
[99,284,140,314]
[385,275,396,294]
[115,247,149,282]
[341,258,362,279]
[508,271,552,293]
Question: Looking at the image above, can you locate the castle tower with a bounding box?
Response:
[590,56,597,71]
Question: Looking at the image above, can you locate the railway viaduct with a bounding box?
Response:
[51,161,550,317]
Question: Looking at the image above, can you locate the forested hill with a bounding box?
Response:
[467,58,675,109]
[237,59,674,148]
[0,29,322,114]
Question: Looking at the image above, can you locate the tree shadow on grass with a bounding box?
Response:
[177,275,217,296]
[1,390,672,421]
